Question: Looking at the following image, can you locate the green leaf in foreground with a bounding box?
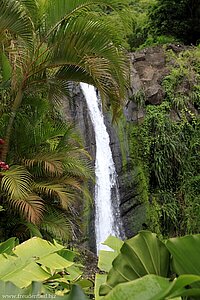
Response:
[100,231,170,295]
[102,274,200,300]
[166,234,200,276]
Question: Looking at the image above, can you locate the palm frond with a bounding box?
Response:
[1,165,32,200]
[40,208,74,241]
[22,221,43,238]
[56,125,84,150]
[22,152,65,177]
[48,16,128,113]
[63,156,93,180]
[33,182,75,209]
[44,0,129,35]
[48,78,71,106]
[0,0,34,48]
[18,0,39,26]
[57,177,82,191]
[13,113,69,153]
[9,193,45,224]
[55,65,95,85]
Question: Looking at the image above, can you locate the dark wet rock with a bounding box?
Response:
[127,46,169,121]
[61,45,198,248]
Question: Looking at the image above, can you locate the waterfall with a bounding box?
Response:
[80,83,124,254]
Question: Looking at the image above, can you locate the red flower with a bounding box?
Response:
[2,164,9,170]
[0,161,9,170]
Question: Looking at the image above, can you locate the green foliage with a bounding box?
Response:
[0,282,89,300]
[125,0,179,50]
[166,235,200,280]
[100,231,169,296]
[163,47,200,111]
[0,0,130,243]
[102,274,200,300]
[125,123,149,204]
[0,236,92,298]
[129,89,146,108]
[98,232,200,300]
[140,103,186,189]
[131,47,200,235]
[127,1,150,50]
[0,97,93,242]
[137,35,177,50]
[148,0,200,45]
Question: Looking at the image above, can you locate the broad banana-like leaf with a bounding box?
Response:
[0,237,74,288]
[102,274,200,300]
[98,236,124,272]
[0,280,25,296]
[58,249,76,262]
[0,281,88,299]
[100,231,169,295]
[100,231,170,296]
[0,255,50,287]
[62,284,89,300]
[95,236,123,299]
[166,234,200,276]
[12,236,63,259]
[37,252,73,270]
[95,274,107,300]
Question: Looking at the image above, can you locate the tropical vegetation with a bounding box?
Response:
[0,231,200,299]
[0,0,200,299]
[125,46,200,238]
[0,0,129,242]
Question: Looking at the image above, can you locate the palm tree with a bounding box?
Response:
[0,96,93,241]
[0,0,129,240]
[0,0,129,161]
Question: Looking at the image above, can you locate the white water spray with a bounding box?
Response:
[80,83,124,254]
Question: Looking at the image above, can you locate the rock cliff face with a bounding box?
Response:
[62,45,196,245]
[62,83,147,241]
[125,46,167,123]
[60,83,96,249]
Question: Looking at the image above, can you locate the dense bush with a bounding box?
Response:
[149,0,200,45]
[127,47,200,237]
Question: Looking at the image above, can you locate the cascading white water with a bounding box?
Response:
[80,83,124,254]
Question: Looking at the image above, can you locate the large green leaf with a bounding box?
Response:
[12,236,63,259]
[95,236,123,299]
[37,253,73,270]
[102,274,200,300]
[166,234,200,276]
[0,238,74,288]
[0,255,50,287]
[98,236,123,272]
[100,231,170,296]
[0,281,44,297]
[62,284,89,300]
[95,274,107,300]
[0,281,88,299]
